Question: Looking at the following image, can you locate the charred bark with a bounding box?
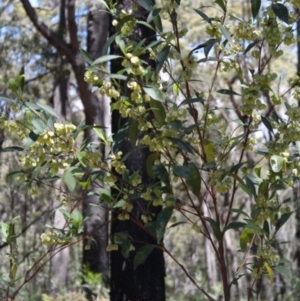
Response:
[110,1,165,300]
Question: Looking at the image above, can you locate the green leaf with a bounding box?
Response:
[270,155,284,173]
[36,103,59,118]
[71,209,82,222]
[152,164,172,193]
[32,118,46,134]
[271,3,289,24]
[137,0,153,11]
[143,86,164,101]
[261,116,273,133]
[219,25,232,42]
[134,245,156,269]
[1,146,23,152]
[240,228,252,251]
[275,212,293,233]
[6,170,25,178]
[273,265,292,277]
[194,9,212,24]
[214,0,226,12]
[230,162,245,172]
[146,153,160,179]
[114,232,131,258]
[187,163,201,197]
[93,127,109,145]
[173,165,190,178]
[156,207,173,243]
[129,119,139,146]
[204,140,215,162]
[63,172,76,191]
[147,8,161,23]
[224,222,246,232]
[244,39,261,55]
[113,199,126,208]
[231,208,250,218]
[244,219,264,235]
[0,94,16,103]
[263,220,270,238]
[179,96,205,107]
[245,175,257,197]
[93,55,123,65]
[102,32,118,56]
[156,46,170,73]
[80,48,93,64]
[251,0,261,19]
[168,137,194,154]
[204,217,222,241]
[217,89,241,96]
[149,99,166,126]
[228,173,253,197]
[30,165,41,181]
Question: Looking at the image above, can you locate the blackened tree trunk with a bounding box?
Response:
[110,1,165,300]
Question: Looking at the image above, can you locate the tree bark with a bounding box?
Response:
[110,1,165,300]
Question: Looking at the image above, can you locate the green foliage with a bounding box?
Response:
[2,0,300,300]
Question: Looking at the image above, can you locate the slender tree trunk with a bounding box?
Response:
[49,1,71,295]
[110,1,165,300]
[82,4,110,299]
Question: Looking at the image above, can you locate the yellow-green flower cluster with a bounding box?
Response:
[206,22,222,40]
[122,53,144,76]
[235,21,261,40]
[40,229,58,245]
[111,151,127,174]
[99,81,120,99]
[84,70,102,86]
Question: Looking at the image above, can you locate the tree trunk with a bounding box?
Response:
[82,4,110,300]
[110,1,165,300]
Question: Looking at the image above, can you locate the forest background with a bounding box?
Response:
[0,0,300,301]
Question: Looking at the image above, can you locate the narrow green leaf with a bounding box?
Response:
[261,116,273,133]
[194,9,212,24]
[156,46,170,73]
[149,99,166,126]
[271,3,289,24]
[224,222,246,232]
[144,86,164,101]
[32,118,46,134]
[263,220,270,238]
[63,172,76,191]
[102,32,118,56]
[1,146,23,152]
[0,94,16,103]
[273,265,292,277]
[113,199,126,209]
[214,0,226,12]
[93,55,123,65]
[36,103,58,118]
[80,48,93,64]
[244,39,261,55]
[204,217,222,240]
[275,212,293,233]
[220,25,232,42]
[240,228,252,251]
[30,165,41,181]
[152,164,172,192]
[168,137,194,154]
[173,165,190,179]
[187,162,201,197]
[146,153,160,179]
[179,96,205,107]
[156,207,173,243]
[137,0,153,11]
[251,0,261,19]
[245,175,257,198]
[217,89,241,96]
[134,245,156,269]
[129,119,139,146]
